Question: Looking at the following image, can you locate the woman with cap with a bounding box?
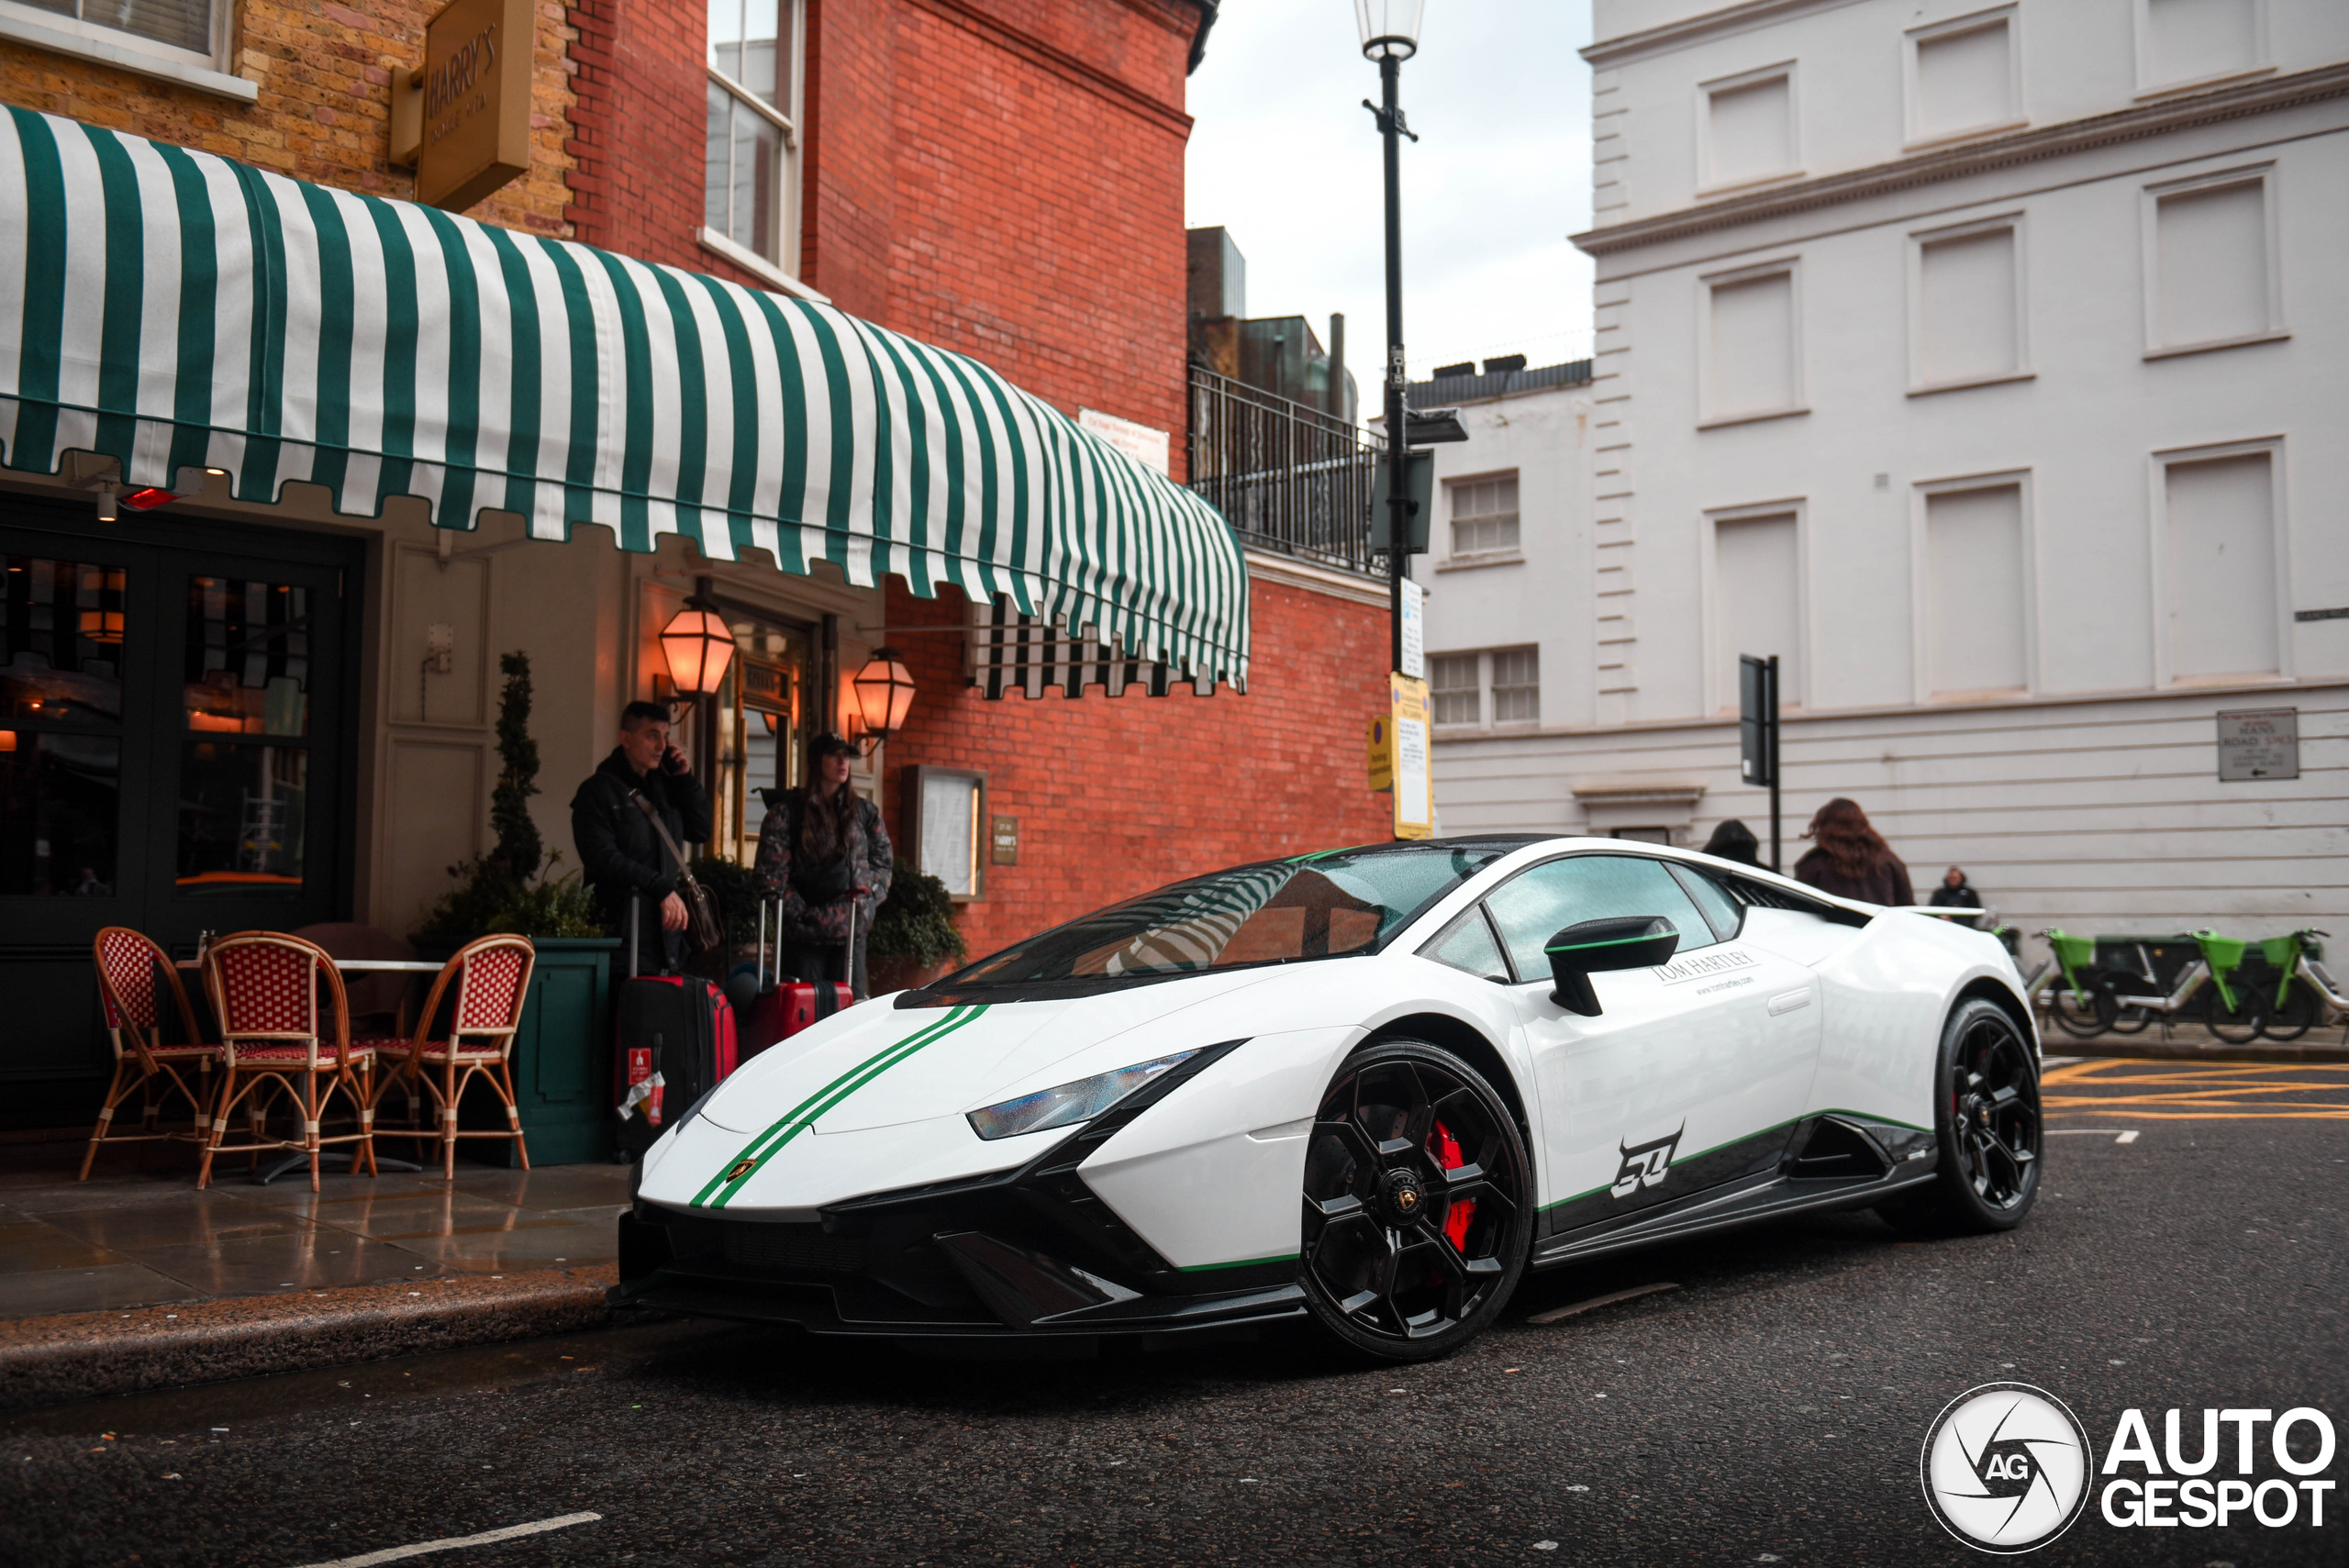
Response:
[753,732,894,997]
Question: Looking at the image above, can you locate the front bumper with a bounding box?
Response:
[609,1051,1301,1340]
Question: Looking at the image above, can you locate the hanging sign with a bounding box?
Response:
[1398,577,1424,681]
[412,0,534,211]
[1390,673,1431,840]
[2216,707,2298,782]
[1367,714,1391,791]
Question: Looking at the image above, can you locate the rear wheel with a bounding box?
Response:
[2046,976,2115,1039]
[1879,998,2042,1236]
[1299,1040,1532,1362]
[2201,981,2265,1044]
[2264,983,2321,1043]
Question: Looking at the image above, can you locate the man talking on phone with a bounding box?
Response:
[571,701,714,975]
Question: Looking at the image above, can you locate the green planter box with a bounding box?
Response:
[420,937,620,1167]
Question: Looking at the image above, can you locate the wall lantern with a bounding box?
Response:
[851,646,917,752]
[1355,0,1424,59]
[658,599,736,699]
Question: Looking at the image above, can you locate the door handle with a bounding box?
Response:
[1767,989,1813,1016]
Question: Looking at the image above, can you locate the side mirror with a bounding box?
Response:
[1544,917,1682,1017]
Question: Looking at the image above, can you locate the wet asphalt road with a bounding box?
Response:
[3,1072,2343,1568]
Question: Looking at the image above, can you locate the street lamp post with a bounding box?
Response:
[1359,1,1423,677]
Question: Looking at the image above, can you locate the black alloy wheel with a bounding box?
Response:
[1880,998,2043,1236]
[1299,1040,1531,1361]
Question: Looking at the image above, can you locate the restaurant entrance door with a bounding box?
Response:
[0,495,360,1128]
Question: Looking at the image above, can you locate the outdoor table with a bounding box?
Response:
[177,955,446,1182]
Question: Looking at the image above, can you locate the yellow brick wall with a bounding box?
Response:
[0,0,575,236]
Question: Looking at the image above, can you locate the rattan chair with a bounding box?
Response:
[370,935,536,1178]
[82,928,218,1180]
[197,931,378,1192]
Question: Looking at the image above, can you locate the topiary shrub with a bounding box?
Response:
[868,858,967,972]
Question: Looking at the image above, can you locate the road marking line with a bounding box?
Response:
[2118,1130,2139,1143]
[1527,1282,1679,1325]
[284,1512,601,1568]
[2046,1129,2142,1143]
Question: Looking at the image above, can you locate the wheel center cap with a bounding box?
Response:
[1381,1167,1427,1225]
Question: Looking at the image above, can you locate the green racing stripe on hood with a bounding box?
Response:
[690,1003,990,1209]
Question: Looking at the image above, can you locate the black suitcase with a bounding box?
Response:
[613,905,740,1161]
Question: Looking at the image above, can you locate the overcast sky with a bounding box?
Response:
[1184,3,1596,389]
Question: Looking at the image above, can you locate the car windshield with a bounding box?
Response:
[944,843,1514,986]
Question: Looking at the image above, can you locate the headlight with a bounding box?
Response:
[965,1051,1200,1141]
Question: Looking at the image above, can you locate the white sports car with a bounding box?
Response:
[613,837,2043,1361]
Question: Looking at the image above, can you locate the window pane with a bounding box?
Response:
[743,0,784,109]
[730,95,784,261]
[707,0,741,72]
[1914,19,2011,138]
[1666,862,1743,942]
[1491,646,1539,723]
[1431,652,1479,726]
[1485,854,1716,979]
[705,79,733,235]
[178,741,306,895]
[1421,906,1510,983]
[184,577,310,736]
[2,556,127,724]
[99,0,213,54]
[0,732,120,896]
[1707,73,1793,184]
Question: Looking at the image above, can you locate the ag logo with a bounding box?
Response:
[1920,1383,2094,1553]
[1610,1127,1681,1198]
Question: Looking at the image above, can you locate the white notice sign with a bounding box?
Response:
[1077,407,1170,477]
[2216,707,2299,782]
[1399,576,1424,680]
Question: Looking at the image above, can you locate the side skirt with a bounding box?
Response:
[1529,1166,1940,1271]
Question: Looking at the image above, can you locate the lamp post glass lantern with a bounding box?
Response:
[658,603,737,698]
[1355,0,1422,58]
[851,646,917,752]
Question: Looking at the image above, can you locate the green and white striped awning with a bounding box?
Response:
[0,108,1248,689]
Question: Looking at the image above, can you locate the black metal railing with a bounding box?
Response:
[1186,362,1380,576]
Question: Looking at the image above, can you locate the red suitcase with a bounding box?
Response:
[737,895,856,1062]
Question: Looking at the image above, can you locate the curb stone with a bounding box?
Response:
[0,1264,617,1411]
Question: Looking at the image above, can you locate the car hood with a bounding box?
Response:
[695,966,1289,1138]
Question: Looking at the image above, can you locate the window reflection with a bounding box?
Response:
[184,577,309,736]
[0,731,121,896]
[1,556,128,723]
[177,741,306,894]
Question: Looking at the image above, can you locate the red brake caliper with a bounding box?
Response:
[1431,1120,1475,1249]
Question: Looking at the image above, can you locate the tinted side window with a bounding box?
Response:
[1666,862,1744,942]
[1420,907,1512,983]
[1484,855,1717,980]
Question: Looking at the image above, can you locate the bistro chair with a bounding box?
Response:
[81,928,218,1180]
[370,935,537,1179]
[197,931,378,1193]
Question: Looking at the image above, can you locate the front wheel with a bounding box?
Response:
[1299,1040,1533,1362]
[2046,976,2115,1039]
[2201,981,2265,1044]
[1879,998,2043,1236]
[2259,982,2318,1043]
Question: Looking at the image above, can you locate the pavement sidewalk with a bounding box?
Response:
[0,1134,629,1408]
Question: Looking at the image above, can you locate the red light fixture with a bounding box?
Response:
[851,646,917,752]
[120,487,176,511]
[658,599,736,698]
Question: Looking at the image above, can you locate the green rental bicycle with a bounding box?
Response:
[2250,929,2349,1043]
[2020,929,2117,1039]
[2101,929,2267,1044]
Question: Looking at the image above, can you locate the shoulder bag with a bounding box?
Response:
[629,786,725,956]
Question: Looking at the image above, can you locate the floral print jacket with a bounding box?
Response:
[752,787,895,946]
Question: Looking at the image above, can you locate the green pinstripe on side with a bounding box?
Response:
[1177,1252,1298,1273]
[690,1003,991,1210]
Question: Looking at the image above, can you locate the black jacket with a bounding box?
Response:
[1930,881,1982,908]
[569,748,714,937]
[1793,847,1913,907]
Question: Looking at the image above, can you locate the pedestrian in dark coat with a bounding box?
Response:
[1701,818,1763,868]
[569,700,713,974]
[1930,866,1983,908]
[1791,797,1913,906]
[753,732,894,996]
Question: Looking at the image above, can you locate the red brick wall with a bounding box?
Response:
[882,575,1396,960]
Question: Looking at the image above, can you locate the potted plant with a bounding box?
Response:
[867,858,969,994]
[411,651,618,1165]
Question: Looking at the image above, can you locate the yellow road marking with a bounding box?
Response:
[2038,1059,2349,1121]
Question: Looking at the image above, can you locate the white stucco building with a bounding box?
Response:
[1423,0,2347,942]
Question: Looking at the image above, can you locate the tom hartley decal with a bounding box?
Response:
[1652,948,1756,985]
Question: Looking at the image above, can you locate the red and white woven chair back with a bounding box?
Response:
[207,934,336,1064]
[451,937,534,1050]
[94,928,164,1048]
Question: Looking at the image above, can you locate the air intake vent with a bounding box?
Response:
[1787,1118,1891,1180]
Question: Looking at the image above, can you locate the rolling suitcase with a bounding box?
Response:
[614,901,740,1160]
[737,895,856,1062]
